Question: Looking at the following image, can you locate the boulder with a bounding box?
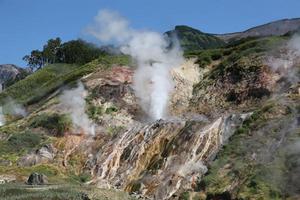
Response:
[18,144,57,167]
[26,172,48,185]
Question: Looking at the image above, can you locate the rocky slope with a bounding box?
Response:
[0,64,29,90]
[90,113,251,199]
[214,18,300,42]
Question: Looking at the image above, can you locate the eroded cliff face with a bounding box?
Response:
[170,58,202,116]
[80,60,254,199]
[20,58,275,198]
[89,113,250,199]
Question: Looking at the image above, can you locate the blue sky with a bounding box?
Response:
[1,0,299,66]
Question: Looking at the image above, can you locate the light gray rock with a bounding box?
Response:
[0,175,16,184]
[18,144,57,167]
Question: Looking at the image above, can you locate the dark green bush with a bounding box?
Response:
[8,132,43,149]
[59,39,106,65]
[0,131,46,155]
[30,113,71,136]
[211,51,223,60]
[87,105,103,120]
[105,106,118,114]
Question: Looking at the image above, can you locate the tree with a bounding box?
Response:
[60,40,105,64]
[23,50,45,70]
[42,37,61,64]
[23,38,106,69]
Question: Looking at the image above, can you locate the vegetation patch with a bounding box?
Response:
[105,106,118,114]
[87,104,103,121]
[185,49,223,68]
[29,113,72,136]
[0,131,47,156]
[199,101,297,199]
[107,125,124,136]
[0,184,90,200]
[166,25,225,51]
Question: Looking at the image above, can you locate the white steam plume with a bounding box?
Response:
[177,160,207,177]
[59,82,95,135]
[0,96,27,126]
[267,34,300,83]
[4,98,27,117]
[87,9,183,120]
[0,107,4,126]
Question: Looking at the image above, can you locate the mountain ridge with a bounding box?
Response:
[213,17,300,41]
[0,64,29,90]
[165,18,300,51]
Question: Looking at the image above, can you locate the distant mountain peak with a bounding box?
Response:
[0,64,29,89]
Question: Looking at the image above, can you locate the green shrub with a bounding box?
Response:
[87,105,103,120]
[105,106,118,114]
[30,113,71,136]
[179,192,190,200]
[107,125,124,136]
[211,51,223,60]
[70,172,92,183]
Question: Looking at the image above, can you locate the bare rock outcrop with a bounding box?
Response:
[18,144,57,167]
[90,113,251,199]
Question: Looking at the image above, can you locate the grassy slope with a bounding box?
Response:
[0,53,131,151]
[0,55,131,106]
[166,25,226,51]
[0,183,135,200]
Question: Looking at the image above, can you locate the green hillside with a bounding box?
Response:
[0,55,130,106]
[165,25,226,51]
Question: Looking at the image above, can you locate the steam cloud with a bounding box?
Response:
[3,98,27,117]
[87,9,184,120]
[178,160,207,177]
[267,34,300,83]
[0,107,4,126]
[59,82,95,135]
[0,96,27,127]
